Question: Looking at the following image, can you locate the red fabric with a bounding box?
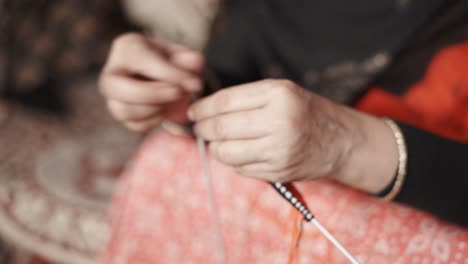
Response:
[357,41,468,142]
[103,41,468,263]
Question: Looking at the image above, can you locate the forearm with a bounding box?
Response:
[332,107,468,226]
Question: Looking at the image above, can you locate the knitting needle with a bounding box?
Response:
[202,69,358,263]
[271,182,359,264]
[196,136,226,263]
[311,218,360,264]
[191,91,226,263]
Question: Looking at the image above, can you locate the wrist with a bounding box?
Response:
[332,107,399,194]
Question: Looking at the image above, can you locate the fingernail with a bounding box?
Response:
[183,78,202,92]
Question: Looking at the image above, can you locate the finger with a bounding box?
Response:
[99,75,183,104]
[193,109,270,141]
[234,163,283,182]
[150,38,204,91]
[179,75,203,93]
[123,116,164,132]
[169,49,205,74]
[209,139,268,167]
[107,99,162,122]
[171,51,204,92]
[188,80,272,121]
[235,163,302,183]
[156,39,190,53]
[106,34,198,85]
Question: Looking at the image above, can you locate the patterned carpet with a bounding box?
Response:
[0,79,142,264]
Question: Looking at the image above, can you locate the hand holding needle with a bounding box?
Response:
[200,70,360,264]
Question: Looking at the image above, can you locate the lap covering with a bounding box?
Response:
[103,130,468,264]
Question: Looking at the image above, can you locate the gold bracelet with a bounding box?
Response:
[381,118,408,201]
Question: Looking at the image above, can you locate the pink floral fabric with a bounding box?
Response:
[103,130,468,264]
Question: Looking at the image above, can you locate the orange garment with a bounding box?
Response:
[103,42,468,263]
[357,41,468,143]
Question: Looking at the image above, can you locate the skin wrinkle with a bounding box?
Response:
[322,106,355,178]
[255,83,346,182]
[237,158,302,182]
[301,93,344,179]
[226,80,353,183]
[195,110,272,141]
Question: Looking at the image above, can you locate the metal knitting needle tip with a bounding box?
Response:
[311,218,360,264]
[271,182,359,264]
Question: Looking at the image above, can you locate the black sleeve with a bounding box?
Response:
[393,122,468,226]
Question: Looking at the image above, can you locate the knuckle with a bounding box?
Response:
[280,79,297,88]
[262,78,277,85]
[272,80,302,107]
[110,33,147,57]
[108,102,130,121]
[112,33,143,49]
[275,79,297,92]
[261,79,279,90]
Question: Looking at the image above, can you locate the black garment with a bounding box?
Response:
[204,0,468,226]
[206,0,444,101]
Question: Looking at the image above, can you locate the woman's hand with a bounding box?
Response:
[98,33,205,132]
[188,79,399,193]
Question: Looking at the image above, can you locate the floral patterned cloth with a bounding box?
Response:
[104,130,468,264]
[103,39,468,264]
